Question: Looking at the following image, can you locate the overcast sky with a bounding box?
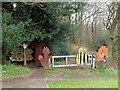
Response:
[1,0,119,2]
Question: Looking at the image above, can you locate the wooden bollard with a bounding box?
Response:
[81,50,84,65]
[76,48,87,65]
[78,49,81,64]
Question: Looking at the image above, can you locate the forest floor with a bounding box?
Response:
[2,62,118,88]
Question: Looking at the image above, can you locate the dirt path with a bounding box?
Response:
[2,67,48,88]
[2,66,118,88]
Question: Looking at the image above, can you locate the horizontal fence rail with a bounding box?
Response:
[52,55,76,58]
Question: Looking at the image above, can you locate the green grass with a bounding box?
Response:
[89,69,118,76]
[2,65,31,79]
[43,68,63,76]
[43,68,85,77]
[43,67,118,77]
[48,79,118,88]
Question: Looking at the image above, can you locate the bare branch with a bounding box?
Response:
[82,9,104,22]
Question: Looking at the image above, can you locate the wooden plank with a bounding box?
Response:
[66,57,68,65]
[76,54,79,64]
[85,53,87,64]
[52,55,76,58]
[52,64,78,67]
[52,57,54,66]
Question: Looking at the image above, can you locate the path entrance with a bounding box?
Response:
[2,65,118,88]
[2,67,47,88]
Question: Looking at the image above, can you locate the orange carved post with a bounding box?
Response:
[96,45,108,70]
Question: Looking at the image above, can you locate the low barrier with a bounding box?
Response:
[76,48,96,68]
[51,55,77,67]
[51,54,96,68]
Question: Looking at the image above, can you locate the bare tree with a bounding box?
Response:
[103,2,120,68]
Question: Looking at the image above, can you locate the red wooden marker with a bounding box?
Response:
[38,55,43,61]
[49,55,52,60]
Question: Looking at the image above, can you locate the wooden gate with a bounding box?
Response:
[51,55,77,67]
[51,48,96,68]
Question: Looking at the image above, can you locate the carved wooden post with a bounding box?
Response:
[42,47,50,68]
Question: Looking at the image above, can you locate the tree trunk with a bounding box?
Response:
[108,3,120,68]
[108,38,113,68]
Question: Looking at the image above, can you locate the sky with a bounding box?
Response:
[1,0,119,2]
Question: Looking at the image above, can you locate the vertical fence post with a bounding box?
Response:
[52,57,54,67]
[66,57,68,65]
[90,55,92,65]
[88,55,89,64]
[85,53,87,64]
[92,55,96,69]
[76,54,79,64]
[88,55,92,65]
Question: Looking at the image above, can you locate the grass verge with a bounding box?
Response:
[43,68,84,77]
[89,69,118,76]
[2,64,32,79]
[48,79,118,88]
[43,67,118,77]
